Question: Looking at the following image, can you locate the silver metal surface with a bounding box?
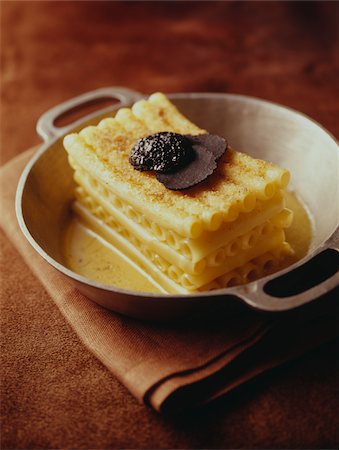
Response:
[16,87,339,320]
[36,87,143,141]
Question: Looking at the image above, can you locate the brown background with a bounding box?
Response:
[1,1,338,449]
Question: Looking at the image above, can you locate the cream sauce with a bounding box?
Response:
[284,191,312,260]
[63,192,312,293]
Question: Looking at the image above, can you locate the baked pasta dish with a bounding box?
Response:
[63,93,294,293]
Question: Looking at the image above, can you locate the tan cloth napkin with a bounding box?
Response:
[1,149,337,413]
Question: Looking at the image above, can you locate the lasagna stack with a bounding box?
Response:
[64,93,294,293]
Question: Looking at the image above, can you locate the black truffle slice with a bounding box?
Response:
[129,132,194,173]
[156,145,217,190]
[187,133,227,160]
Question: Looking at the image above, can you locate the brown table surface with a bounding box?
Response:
[1,1,338,448]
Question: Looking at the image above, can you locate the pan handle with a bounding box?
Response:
[233,227,339,312]
[36,87,144,142]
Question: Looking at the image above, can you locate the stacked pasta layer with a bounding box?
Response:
[64,93,294,293]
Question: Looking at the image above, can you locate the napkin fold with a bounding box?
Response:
[0,149,337,413]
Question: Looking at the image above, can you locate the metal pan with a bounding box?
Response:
[16,87,339,320]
